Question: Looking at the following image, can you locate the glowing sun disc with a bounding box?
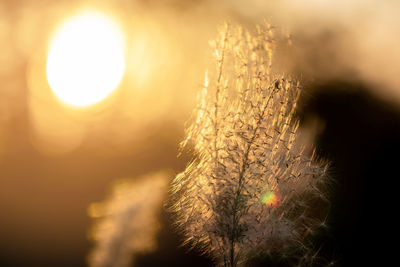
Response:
[46,12,125,107]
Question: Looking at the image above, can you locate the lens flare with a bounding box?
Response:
[46,12,125,107]
[261,190,280,207]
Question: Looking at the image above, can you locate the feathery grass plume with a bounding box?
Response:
[88,172,168,267]
[169,23,330,266]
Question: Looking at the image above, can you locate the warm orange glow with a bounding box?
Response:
[46,12,125,107]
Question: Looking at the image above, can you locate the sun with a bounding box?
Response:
[46,12,125,107]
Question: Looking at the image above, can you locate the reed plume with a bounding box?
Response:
[88,172,168,267]
[169,24,329,266]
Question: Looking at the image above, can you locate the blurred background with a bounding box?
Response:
[0,0,399,266]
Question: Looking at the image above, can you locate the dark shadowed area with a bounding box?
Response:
[300,83,399,266]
